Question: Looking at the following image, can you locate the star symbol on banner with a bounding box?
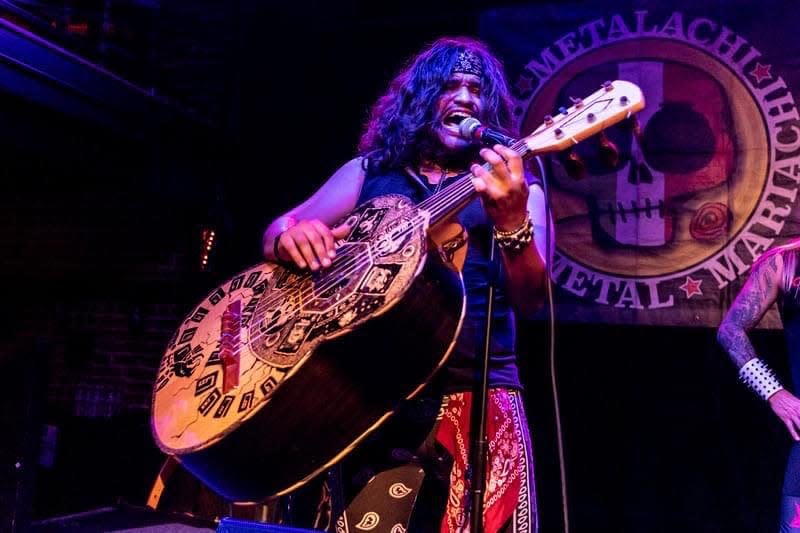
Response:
[515,76,534,94]
[749,62,772,84]
[679,276,703,299]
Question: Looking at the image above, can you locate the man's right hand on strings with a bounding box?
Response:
[274,220,351,271]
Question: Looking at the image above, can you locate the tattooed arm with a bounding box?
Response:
[717,252,783,368]
[718,250,800,440]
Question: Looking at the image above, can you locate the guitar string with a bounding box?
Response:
[246,138,534,340]
[246,139,534,345]
[245,178,474,345]
[247,96,611,323]
[246,83,631,337]
[246,135,531,318]
[247,158,495,324]
[247,168,481,318]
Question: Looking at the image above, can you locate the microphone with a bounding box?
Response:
[458,117,517,147]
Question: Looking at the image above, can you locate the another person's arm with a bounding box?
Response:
[717,251,800,440]
[262,157,365,270]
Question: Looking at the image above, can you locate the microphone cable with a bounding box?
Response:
[534,155,570,533]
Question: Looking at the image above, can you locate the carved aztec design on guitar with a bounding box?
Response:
[152,194,429,452]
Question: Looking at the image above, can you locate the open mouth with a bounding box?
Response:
[442,110,471,131]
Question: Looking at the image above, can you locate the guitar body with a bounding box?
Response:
[151,194,466,502]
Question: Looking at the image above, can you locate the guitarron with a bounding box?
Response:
[151,80,644,502]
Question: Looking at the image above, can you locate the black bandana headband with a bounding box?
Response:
[452,50,483,77]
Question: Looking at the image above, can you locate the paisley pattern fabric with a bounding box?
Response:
[435,389,537,533]
[335,465,424,533]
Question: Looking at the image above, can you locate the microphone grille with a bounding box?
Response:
[458,117,482,140]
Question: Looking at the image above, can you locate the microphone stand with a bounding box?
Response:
[465,123,517,533]
[469,232,498,533]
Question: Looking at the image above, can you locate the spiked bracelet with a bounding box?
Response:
[739,358,784,401]
[494,216,534,253]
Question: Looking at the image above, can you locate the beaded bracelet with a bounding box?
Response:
[493,216,534,253]
[739,357,784,401]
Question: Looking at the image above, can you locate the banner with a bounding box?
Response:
[482,1,800,327]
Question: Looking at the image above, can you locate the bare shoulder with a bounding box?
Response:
[330,157,367,183]
[283,157,367,226]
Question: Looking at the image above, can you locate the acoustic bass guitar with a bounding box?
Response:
[151,80,644,502]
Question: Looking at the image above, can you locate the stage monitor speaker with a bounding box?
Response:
[217,518,322,533]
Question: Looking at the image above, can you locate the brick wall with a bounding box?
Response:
[0,89,226,520]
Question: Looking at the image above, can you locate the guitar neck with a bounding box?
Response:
[418,142,532,227]
[418,79,645,227]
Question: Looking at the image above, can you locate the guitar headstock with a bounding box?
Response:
[521,80,645,155]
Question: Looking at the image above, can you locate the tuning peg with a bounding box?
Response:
[558,106,568,116]
[597,131,620,168]
[602,80,613,91]
[544,114,554,126]
[559,149,585,180]
[570,96,584,109]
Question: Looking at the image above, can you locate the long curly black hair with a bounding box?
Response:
[358,36,514,174]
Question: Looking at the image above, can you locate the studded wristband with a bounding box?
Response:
[493,216,534,253]
[738,357,784,401]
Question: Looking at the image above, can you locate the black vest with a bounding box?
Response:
[358,166,521,391]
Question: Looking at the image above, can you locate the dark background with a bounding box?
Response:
[0,1,791,531]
